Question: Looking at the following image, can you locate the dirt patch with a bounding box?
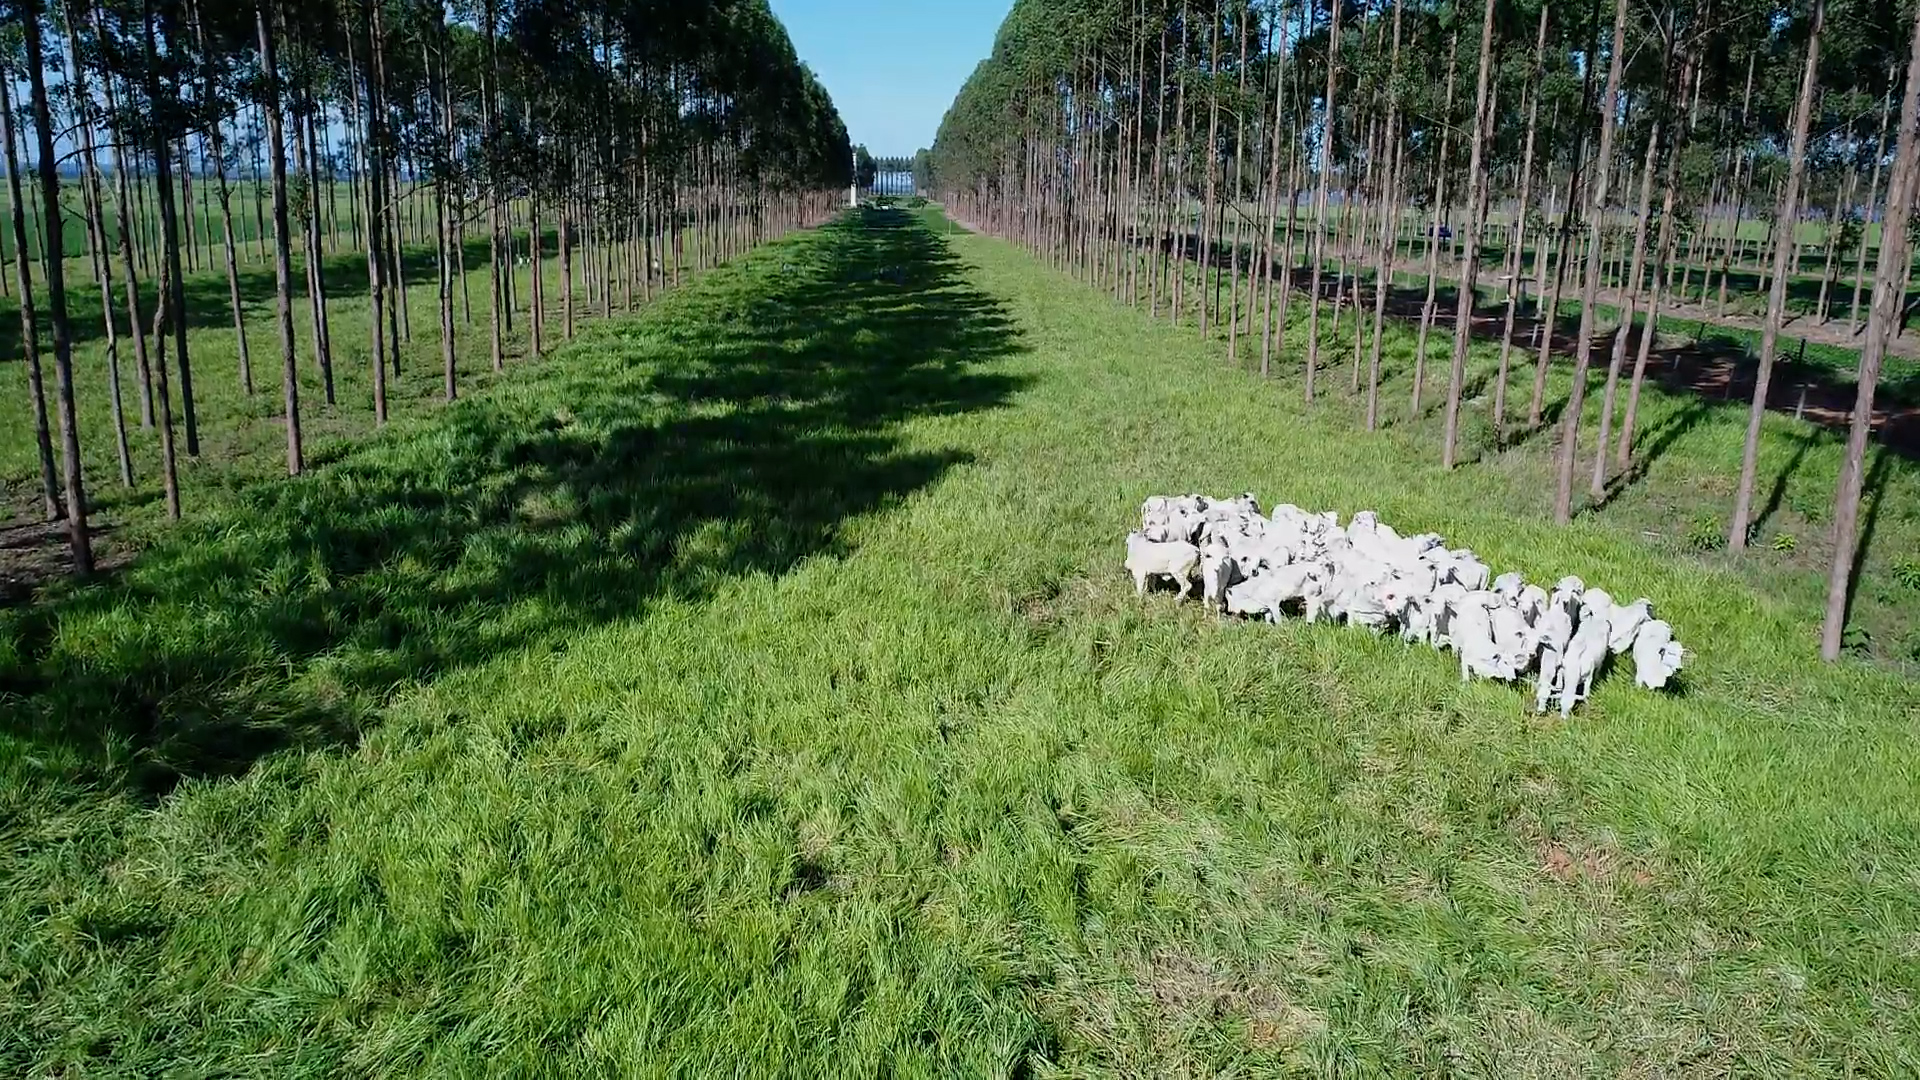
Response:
[1537,840,1656,888]
[1138,949,1325,1048]
[0,518,127,604]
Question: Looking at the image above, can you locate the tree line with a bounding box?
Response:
[925,0,1920,660]
[5,0,852,575]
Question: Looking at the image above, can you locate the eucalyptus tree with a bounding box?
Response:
[4,0,847,568]
[1824,0,1920,660]
[16,0,94,568]
[3,26,63,521]
[1728,0,1825,550]
[1550,0,1628,526]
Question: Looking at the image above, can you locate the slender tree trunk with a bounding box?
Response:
[1729,0,1825,550]
[144,0,199,459]
[1825,2,1920,660]
[1303,0,1342,402]
[485,0,505,372]
[23,9,91,569]
[1815,141,1852,324]
[1849,91,1892,335]
[1551,0,1629,525]
[1412,33,1458,417]
[149,249,183,519]
[259,3,302,475]
[1617,43,1696,471]
[1590,115,1662,499]
[1171,2,1191,326]
[1365,0,1405,430]
[97,38,157,432]
[1442,0,1496,468]
[186,0,254,399]
[1199,9,1222,338]
[434,16,456,400]
[294,89,335,404]
[1258,5,1290,378]
[1,62,61,521]
[1494,4,1549,441]
[362,2,389,423]
[63,13,134,487]
[1226,6,1251,363]
[1716,54,1757,317]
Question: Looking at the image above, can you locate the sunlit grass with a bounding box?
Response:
[3,208,1917,1075]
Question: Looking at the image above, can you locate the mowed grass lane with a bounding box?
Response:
[4,208,1918,1076]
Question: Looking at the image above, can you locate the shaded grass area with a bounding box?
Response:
[0,218,646,537]
[0,208,1020,794]
[4,208,1920,1076]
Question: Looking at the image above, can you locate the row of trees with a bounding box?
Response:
[6,0,853,576]
[926,0,1920,660]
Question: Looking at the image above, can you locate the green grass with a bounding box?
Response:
[5,208,1920,1075]
[3,179,404,264]
[0,217,707,531]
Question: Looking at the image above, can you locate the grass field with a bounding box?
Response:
[4,207,1920,1075]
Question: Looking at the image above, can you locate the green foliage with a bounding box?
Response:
[1771,531,1798,554]
[1891,555,1920,592]
[1683,515,1726,552]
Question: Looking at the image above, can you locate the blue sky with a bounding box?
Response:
[768,0,1013,157]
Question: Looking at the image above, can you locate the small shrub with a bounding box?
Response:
[908,195,928,208]
[1683,515,1725,553]
[1891,555,1920,592]
[1770,531,1797,554]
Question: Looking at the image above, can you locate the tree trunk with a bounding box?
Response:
[1412,33,1459,417]
[23,9,93,570]
[1198,9,1222,338]
[1258,8,1290,379]
[1849,91,1892,335]
[63,12,134,488]
[94,29,158,433]
[2,57,62,521]
[485,0,506,372]
[1824,1,1920,660]
[1590,115,1662,499]
[1616,42,1697,472]
[144,0,200,459]
[1303,0,1343,402]
[434,16,457,400]
[258,3,303,475]
[362,2,390,424]
[1729,0,1824,551]
[1442,0,1497,469]
[1551,0,1628,525]
[1494,4,1549,440]
[1171,4,1190,326]
[1365,0,1405,430]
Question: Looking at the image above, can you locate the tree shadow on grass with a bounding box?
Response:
[0,208,1027,800]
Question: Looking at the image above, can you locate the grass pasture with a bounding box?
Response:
[4,208,1920,1075]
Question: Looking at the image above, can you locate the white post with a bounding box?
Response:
[850,145,858,208]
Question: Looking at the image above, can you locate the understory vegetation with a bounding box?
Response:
[4,208,1918,1076]
[927,0,1920,660]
